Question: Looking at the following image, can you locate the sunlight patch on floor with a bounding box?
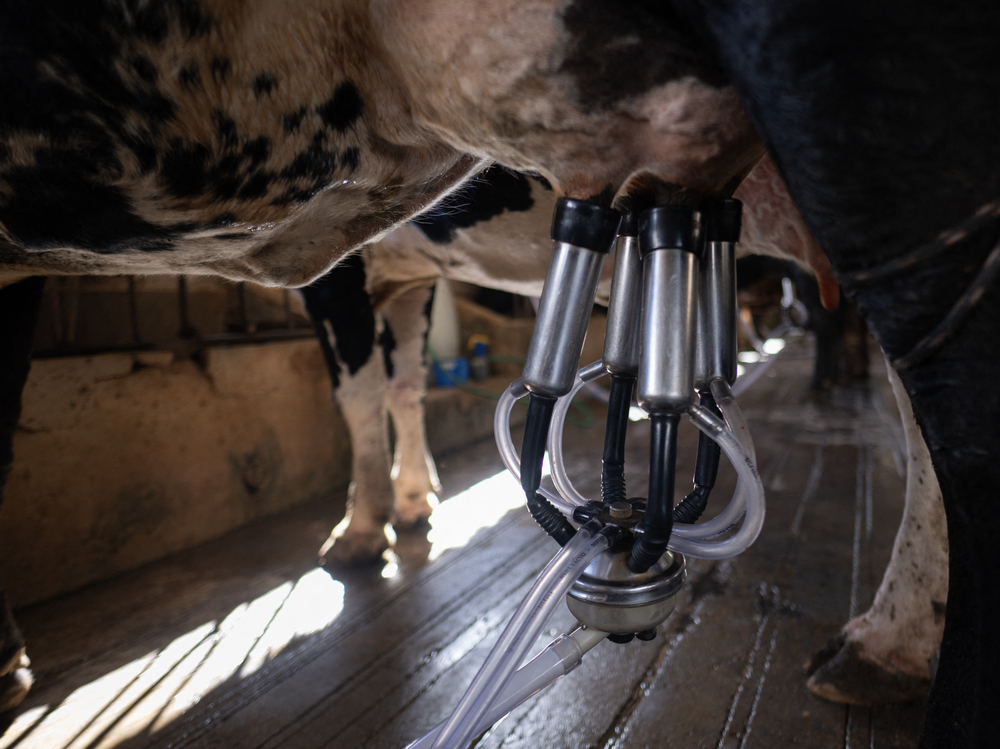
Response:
[0,705,50,748]
[426,458,548,562]
[1,569,344,749]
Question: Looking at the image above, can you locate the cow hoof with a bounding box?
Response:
[395,516,432,532]
[805,634,930,705]
[319,531,391,569]
[395,491,438,528]
[0,649,32,713]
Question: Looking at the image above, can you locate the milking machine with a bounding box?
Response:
[413,197,766,749]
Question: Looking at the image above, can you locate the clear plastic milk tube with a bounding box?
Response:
[428,522,610,749]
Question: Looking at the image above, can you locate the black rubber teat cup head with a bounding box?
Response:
[704,198,743,243]
[638,205,697,258]
[550,198,621,253]
[617,210,639,238]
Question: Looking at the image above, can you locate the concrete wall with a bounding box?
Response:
[1,280,606,609]
[1,341,351,607]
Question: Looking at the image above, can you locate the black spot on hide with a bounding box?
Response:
[214,110,238,146]
[317,81,363,133]
[159,113,280,204]
[211,57,231,83]
[272,131,342,206]
[380,322,396,380]
[122,128,158,174]
[412,165,535,244]
[243,136,272,167]
[0,149,173,252]
[252,73,277,97]
[527,172,553,191]
[130,55,158,83]
[163,139,211,197]
[282,108,308,133]
[586,183,616,208]
[420,285,436,366]
[340,147,360,173]
[237,171,272,200]
[556,0,728,112]
[300,255,376,389]
[130,0,211,42]
[178,62,201,88]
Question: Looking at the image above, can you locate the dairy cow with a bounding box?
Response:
[298,166,564,563]
[0,0,995,743]
[687,3,1000,745]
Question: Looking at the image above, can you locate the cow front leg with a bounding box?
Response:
[381,284,440,527]
[0,277,45,712]
[807,359,948,704]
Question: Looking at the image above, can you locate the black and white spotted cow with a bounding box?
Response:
[0,0,996,743]
[297,166,565,564]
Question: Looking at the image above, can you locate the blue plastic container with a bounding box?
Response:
[433,357,470,387]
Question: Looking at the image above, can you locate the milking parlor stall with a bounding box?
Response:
[0,245,930,749]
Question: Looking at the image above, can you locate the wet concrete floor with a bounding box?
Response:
[1,338,927,748]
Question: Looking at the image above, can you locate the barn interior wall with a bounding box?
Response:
[1,278,604,610]
[1,340,353,608]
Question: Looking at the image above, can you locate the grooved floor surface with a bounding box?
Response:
[1,339,927,748]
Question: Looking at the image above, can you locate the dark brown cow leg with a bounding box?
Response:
[0,277,45,712]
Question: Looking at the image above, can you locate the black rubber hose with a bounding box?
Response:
[601,374,635,504]
[521,393,576,546]
[672,485,711,525]
[673,390,723,524]
[629,411,680,573]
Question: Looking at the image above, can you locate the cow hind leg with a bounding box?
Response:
[0,277,46,712]
[382,284,440,528]
[319,349,397,566]
[806,359,948,705]
[301,259,399,567]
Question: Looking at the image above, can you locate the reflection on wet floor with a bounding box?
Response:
[3,340,926,748]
